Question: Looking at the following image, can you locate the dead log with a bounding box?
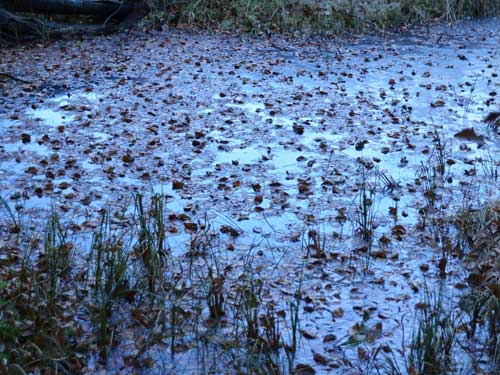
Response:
[0,0,136,20]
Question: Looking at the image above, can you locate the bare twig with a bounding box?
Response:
[0,72,31,84]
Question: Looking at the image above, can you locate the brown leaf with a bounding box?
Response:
[300,329,317,340]
[21,133,31,143]
[431,99,445,107]
[184,222,198,231]
[454,128,485,146]
[313,351,328,365]
[172,180,184,190]
[294,364,316,375]
[358,347,368,361]
[332,307,344,318]
[293,124,304,135]
[323,334,337,343]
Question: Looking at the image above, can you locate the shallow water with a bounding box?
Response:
[0,18,499,374]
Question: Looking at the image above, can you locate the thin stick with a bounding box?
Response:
[0,72,31,84]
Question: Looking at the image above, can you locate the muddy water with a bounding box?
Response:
[0,18,499,373]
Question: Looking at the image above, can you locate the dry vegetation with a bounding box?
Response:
[145,0,500,31]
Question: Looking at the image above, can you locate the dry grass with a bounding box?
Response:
[144,0,500,32]
[455,201,500,370]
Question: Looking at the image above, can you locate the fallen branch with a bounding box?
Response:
[0,72,32,84]
[0,8,46,36]
[0,6,123,41]
[0,0,135,20]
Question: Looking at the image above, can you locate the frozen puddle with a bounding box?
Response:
[214,145,263,164]
[227,101,265,113]
[213,144,313,175]
[302,130,344,148]
[28,91,100,126]
[1,141,51,156]
[30,107,73,126]
[29,94,73,126]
